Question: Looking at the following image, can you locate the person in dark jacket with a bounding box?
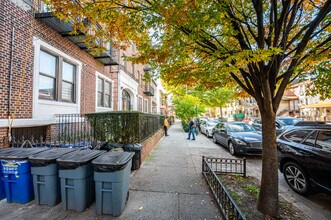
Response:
[187,118,196,140]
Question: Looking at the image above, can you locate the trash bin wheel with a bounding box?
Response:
[126,191,129,204]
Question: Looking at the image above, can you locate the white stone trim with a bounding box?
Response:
[32,37,81,121]
[0,118,55,128]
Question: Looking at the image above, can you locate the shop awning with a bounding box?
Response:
[301,102,331,109]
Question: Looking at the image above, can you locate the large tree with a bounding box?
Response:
[172,94,206,121]
[46,0,331,218]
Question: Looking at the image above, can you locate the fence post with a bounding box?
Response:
[202,156,205,172]
[243,157,246,178]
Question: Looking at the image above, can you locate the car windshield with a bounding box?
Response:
[278,118,301,126]
[227,123,256,132]
[207,122,217,127]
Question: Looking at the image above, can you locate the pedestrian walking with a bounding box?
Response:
[164,116,169,136]
[187,118,196,140]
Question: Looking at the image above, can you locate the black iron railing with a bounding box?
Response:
[57,114,95,147]
[202,156,246,220]
[139,114,162,141]
[144,84,155,96]
[57,112,164,145]
[1,126,49,148]
[204,157,246,177]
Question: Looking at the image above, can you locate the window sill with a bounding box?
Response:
[96,107,113,112]
[38,99,78,107]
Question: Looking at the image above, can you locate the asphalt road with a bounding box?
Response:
[199,130,331,220]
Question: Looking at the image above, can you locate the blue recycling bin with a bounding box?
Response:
[0,148,22,200]
[0,148,50,204]
[0,162,5,200]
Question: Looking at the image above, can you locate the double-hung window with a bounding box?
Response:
[144,99,148,113]
[138,97,143,112]
[38,50,76,103]
[97,77,112,108]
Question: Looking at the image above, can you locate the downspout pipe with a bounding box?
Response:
[8,26,14,118]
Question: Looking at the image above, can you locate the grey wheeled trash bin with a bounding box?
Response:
[57,150,103,212]
[92,151,134,216]
[123,144,142,170]
[28,148,77,207]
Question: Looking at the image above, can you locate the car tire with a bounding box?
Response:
[212,134,217,143]
[228,141,236,155]
[283,162,311,195]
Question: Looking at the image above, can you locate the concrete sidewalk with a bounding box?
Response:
[0,121,222,219]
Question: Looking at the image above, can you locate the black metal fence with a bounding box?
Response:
[56,114,94,147]
[1,112,164,148]
[56,112,164,147]
[204,157,246,177]
[1,126,49,148]
[202,156,246,220]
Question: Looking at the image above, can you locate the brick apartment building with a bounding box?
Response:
[0,0,165,143]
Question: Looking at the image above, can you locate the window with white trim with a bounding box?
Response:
[38,50,76,103]
[138,97,143,112]
[144,99,148,113]
[97,77,112,108]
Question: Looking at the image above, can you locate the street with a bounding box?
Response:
[198,131,331,220]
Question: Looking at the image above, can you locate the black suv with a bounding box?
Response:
[277,125,331,195]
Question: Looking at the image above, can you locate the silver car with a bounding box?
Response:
[200,121,218,137]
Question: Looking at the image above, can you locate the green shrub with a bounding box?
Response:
[86,111,163,144]
[182,121,190,132]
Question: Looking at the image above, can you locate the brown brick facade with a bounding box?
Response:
[141,129,164,162]
[0,0,159,143]
[0,0,117,121]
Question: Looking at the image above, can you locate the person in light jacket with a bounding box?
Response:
[164,117,169,136]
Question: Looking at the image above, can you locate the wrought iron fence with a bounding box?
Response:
[202,156,246,220]
[56,114,95,148]
[139,114,163,141]
[204,157,246,177]
[1,112,164,148]
[1,126,50,148]
[57,112,164,146]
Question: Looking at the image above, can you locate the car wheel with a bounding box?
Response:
[212,134,217,143]
[283,162,311,195]
[228,141,236,155]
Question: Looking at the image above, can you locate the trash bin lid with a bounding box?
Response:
[29,148,78,166]
[57,150,104,169]
[0,148,21,158]
[123,143,142,152]
[0,148,50,160]
[92,151,134,172]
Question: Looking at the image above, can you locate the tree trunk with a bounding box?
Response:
[257,110,279,218]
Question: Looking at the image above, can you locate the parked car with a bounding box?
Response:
[252,118,285,135]
[277,125,331,195]
[195,117,209,131]
[276,117,302,128]
[200,121,218,137]
[212,122,262,155]
[293,121,326,126]
[246,116,258,125]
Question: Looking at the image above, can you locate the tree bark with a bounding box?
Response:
[257,109,278,218]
